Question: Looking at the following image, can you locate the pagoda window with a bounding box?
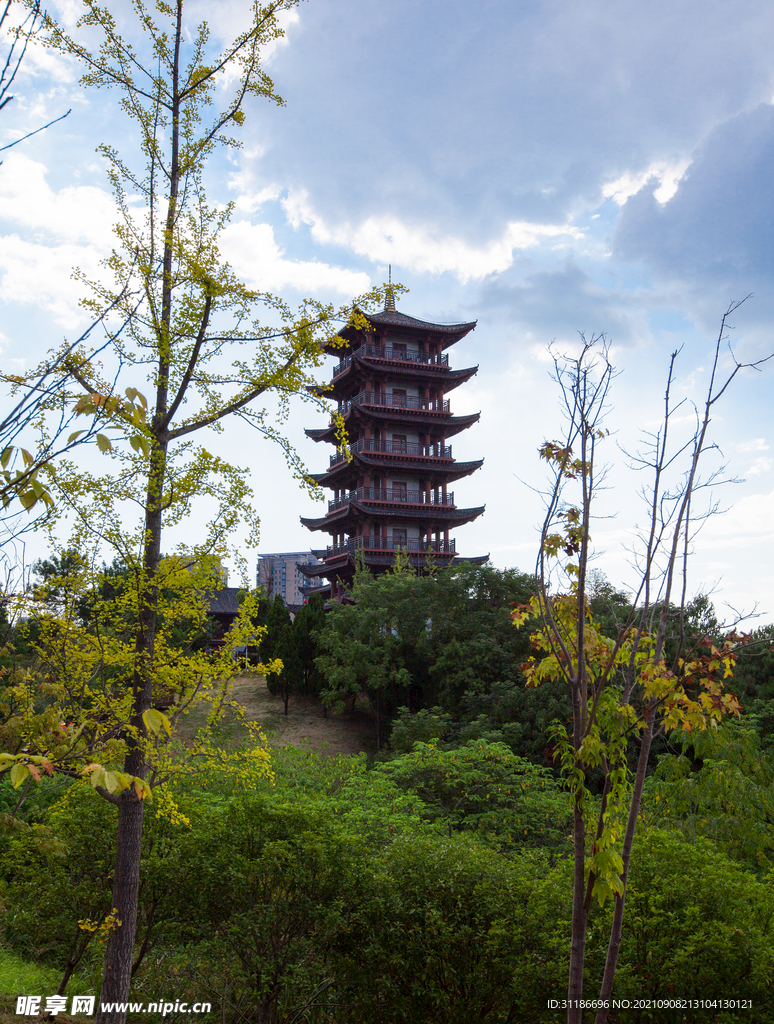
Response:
[391,342,407,360]
[393,482,407,501]
[392,528,407,546]
[391,388,407,408]
[392,433,407,453]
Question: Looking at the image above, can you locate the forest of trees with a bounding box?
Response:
[3,556,774,1023]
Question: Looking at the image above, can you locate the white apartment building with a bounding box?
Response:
[256,550,322,607]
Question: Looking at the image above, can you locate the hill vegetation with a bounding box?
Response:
[2,558,774,1022]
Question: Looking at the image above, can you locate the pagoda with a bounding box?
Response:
[299,288,487,599]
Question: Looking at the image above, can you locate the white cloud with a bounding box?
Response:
[746,456,772,476]
[700,489,774,550]
[219,219,372,295]
[260,8,300,65]
[528,343,558,365]
[0,154,116,245]
[0,156,367,322]
[738,438,769,452]
[49,1,83,31]
[603,158,692,206]
[16,49,76,86]
[0,233,101,327]
[281,191,583,283]
[232,184,282,214]
[0,155,117,324]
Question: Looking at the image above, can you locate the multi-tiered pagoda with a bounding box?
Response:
[299,291,486,599]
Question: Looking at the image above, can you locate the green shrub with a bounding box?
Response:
[612,829,774,1020]
[332,835,568,1024]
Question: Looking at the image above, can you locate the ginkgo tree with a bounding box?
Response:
[6,1,388,1021]
[513,304,771,1024]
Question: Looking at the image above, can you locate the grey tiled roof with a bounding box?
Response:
[207,587,243,616]
[367,310,477,333]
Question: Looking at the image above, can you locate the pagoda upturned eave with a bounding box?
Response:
[297,548,491,582]
[304,411,480,446]
[307,360,479,400]
[300,502,485,533]
[310,456,485,489]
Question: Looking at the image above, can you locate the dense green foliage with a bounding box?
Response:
[730,624,774,747]
[612,829,774,1007]
[3,561,774,1021]
[376,738,572,849]
[644,720,774,871]
[315,561,573,758]
[2,740,774,1023]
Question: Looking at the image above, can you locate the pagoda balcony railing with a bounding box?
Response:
[326,536,456,557]
[332,346,449,377]
[332,356,351,378]
[341,391,450,415]
[329,438,452,467]
[328,487,454,513]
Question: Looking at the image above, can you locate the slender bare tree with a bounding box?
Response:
[513,299,772,1023]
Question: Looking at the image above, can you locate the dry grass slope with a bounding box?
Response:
[178,676,374,755]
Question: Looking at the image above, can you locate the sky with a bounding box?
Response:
[2,0,774,619]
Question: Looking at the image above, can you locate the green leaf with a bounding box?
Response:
[10,762,29,788]
[143,708,172,737]
[130,434,150,457]
[95,434,113,453]
[0,447,11,469]
[67,429,86,444]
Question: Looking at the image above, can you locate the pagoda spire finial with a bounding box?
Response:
[384,264,396,312]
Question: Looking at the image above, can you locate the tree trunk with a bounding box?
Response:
[594,717,655,1024]
[57,932,91,995]
[563,662,589,1024]
[94,791,145,1023]
[132,899,159,977]
[567,795,587,1024]
[94,423,168,1023]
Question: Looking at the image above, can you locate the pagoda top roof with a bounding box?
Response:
[331,307,477,354]
[367,309,477,334]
